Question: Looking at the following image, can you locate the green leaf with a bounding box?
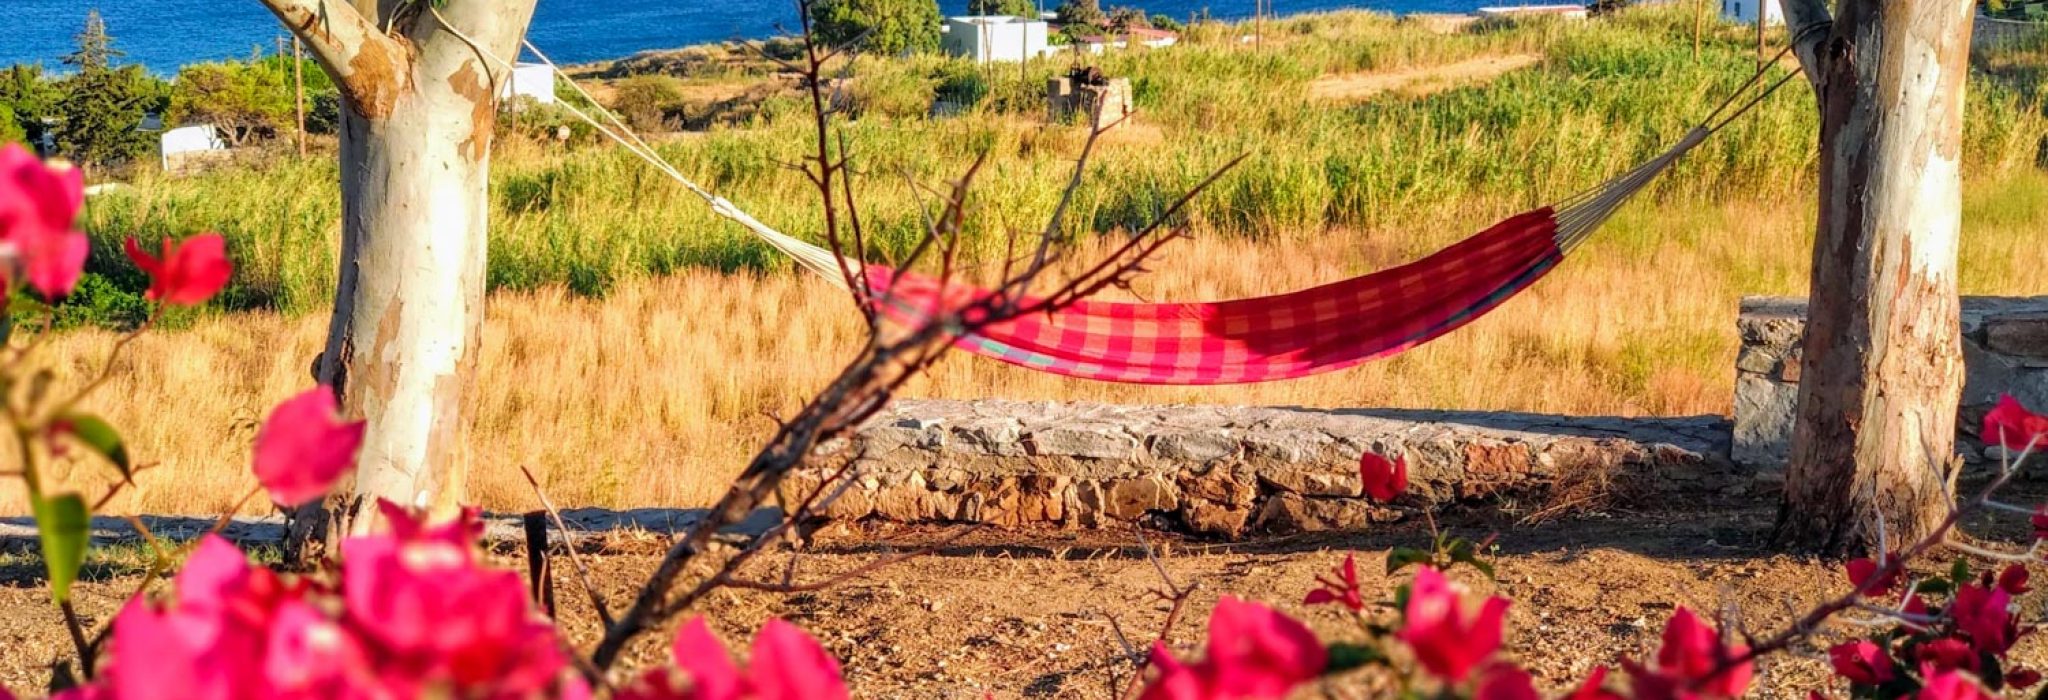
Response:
[1323,642,1389,673]
[1450,543,1497,580]
[1386,547,1432,575]
[60,413,130,479]
[33,493,90,605]
[1916,577,1951,595]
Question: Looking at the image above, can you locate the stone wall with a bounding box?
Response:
[793,400,1735,538]
[1733,296,2048,469]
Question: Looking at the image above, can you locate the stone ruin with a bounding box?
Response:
[1047,67,1134,130]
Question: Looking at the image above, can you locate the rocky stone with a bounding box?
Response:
[1179,466,1259,508]
[1025,425,1138,459]
[1105,476,1179,520]
[1986,315,2048,359]
[1252,493,1375,534]
[1257,466,1361,497]
[950,417,1025,456]
[1735,346,1779,374]
[1151,431,1241,462]
[1463,442,1531,478]
[1182,501,1254,538]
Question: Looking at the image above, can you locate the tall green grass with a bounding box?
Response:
[76,3,2048,319]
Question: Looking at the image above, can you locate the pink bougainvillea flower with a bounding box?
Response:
[1360,452,1408,502]
[2033,506,2048,542]
[1827,640,1895,686]
[1985,394,2048,453]
[1623,607,1752,700]
[1951,583,2020,657]
[2011,668,2044,690]
[622,616,848,700]
[747,619,852,700]
[1567,667,1627,700]
[1303,553,1365,612]
[1997,564,2031,596]
[1845,555,1902,597]
[0,143,88,298]
[1474,664,1540,700]
[341,499,569,696]
[1400,566,1509,684]
[1918,665,1991,700]
[1137,596,1326,700]
[1914,638,1979,674]
[123,233,233,305]
[103,536,293,697]
[252,386,365,508]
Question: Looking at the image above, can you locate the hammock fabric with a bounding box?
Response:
[868,208,1562,385]
[858,127,1712,385]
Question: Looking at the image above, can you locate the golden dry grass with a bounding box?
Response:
[7,170,2045,516]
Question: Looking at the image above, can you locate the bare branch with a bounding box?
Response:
[520,466,618,629]
[253,0,403,109]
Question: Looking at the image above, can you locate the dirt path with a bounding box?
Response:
[1309,53,1545,101]
[4,493,2046,698]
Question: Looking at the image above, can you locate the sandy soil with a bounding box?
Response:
[1309,53,1546,101]
[4,490,2047,698]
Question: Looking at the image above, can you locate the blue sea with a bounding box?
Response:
[9,0,1491,74]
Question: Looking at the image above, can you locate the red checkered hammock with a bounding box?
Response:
[771,127,1706,385]
[607,58,1792,385]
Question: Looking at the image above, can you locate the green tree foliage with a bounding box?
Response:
[811,0,942,55]
[168,56,336,145]
[968,0,1041,16]
[0,104,25,145]
[53,11,156,167]
[1056,0,1106,27]
[0,65,64,146]
[1108,6,1151,30]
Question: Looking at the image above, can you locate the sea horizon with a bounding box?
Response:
[10,0,1496,74]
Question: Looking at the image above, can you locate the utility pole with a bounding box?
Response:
[1756,1,1767,69]
[293,35,306,157]
[1693,0,1705,62]
[1255,0,1265,52]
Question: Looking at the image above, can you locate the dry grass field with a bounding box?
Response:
[7,168,2047,516]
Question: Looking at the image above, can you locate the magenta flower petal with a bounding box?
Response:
[748,618,850,700]
[252,387,365,508]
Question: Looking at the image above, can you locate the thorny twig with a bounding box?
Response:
[1695,440,2042,691]
[1118,525,1200,700]
[585,0,1239,673]
[520,465,618,629]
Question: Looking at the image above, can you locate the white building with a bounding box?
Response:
[1721,0,1783,25]
[159,124,226,171]
[941,16,1051,63]
[505,62,558,104]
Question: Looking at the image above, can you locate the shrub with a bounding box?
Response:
[610,74,687,132]
[810,0,943,56]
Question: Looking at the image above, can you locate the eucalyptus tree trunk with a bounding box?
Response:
[258,0,537,538]
[1773,0,1972,552]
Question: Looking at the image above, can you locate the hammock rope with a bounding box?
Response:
[503,38,1801,385]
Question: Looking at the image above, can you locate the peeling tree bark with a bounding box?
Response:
[1773,0,1972,552]
[257,0,538,541]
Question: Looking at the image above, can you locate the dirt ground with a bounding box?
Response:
[4,486,2047,699]
[1308,53,1546,101]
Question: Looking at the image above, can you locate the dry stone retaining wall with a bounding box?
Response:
[793,399,1736,538]
[1734,296,2048,469]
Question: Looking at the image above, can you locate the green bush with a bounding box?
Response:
[810,0,942,56]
